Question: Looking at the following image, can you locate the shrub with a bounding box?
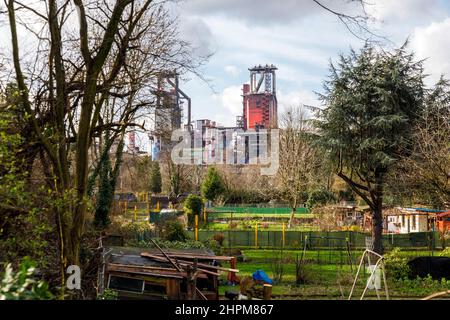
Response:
[201,167,225,202]
[163,221,187,242]
[213,233,225,246]
[97,289,118,300]
[184,195,203,227]
[295,253,311,285]
[384,248,410,280]
[0,257,53,300]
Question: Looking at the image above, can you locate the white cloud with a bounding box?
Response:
[277,90,319,116]
[210,85,243,126]
[224,65,240,77]
[366,0,439,22]
[411,18,450,85]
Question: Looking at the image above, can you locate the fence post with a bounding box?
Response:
[203,207,207,224]
[195,215,199,241]
[255,223,258,248]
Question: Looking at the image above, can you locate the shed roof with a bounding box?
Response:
[106,246,216,268]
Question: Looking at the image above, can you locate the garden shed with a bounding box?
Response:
[98,246,235,300]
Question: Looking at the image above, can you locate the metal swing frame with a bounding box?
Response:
[348,249,390,300]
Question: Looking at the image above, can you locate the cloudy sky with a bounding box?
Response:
[1,0,450,150]
[173,0,450,127]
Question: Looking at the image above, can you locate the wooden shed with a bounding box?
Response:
[98,246,235,300]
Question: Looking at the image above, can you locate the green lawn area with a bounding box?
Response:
[208,212,315,219]
[218,249,450,300]
[202,222,319,232]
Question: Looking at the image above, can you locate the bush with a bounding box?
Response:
[163,221,187,242]
[0,257,53,300]
[184,195,203,227]
[213,233,225,246]
[384,248,410,280]
[97,289,118,300]
[394,275,450,296]
[201,167,225,202]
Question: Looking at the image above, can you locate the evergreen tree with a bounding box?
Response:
[183,194,203,227]
[313,43,424,253]
[201,167,225,203]
[149,161,162,194]
[90,130,125,229]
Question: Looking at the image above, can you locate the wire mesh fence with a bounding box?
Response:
[185,230,439,252]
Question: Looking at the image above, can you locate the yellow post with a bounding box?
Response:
[282,222,286,247]
[255,223,258,248]
[124,201,128,214]
[195,215,199,241]
[203,207,207,224]
[134,205,137,222]
[156,201,160,212]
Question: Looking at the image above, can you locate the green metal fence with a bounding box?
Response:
[185,230,439,250]
[210,207,310,214]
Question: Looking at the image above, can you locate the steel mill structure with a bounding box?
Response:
[127,65,278,166]
[241,64,278,130]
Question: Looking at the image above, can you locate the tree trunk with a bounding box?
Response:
[288,207,296,229]
[371,171,384,254]
[371,205,383,254]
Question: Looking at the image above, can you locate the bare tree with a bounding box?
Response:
[3,0,206,271]
[392,78,450,208]
[277,106,326,228]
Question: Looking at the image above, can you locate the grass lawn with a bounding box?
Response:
[218,248,450,300]
[208,212,315,219]
[202,222,320,232]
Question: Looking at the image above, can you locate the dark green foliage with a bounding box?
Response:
[201,167,225,202]
[91,131,124,229]
[306,189,337,209]
[313,43,424,253]
[183,194,203,227]
[149,161,162,194]
[0,104,50,266]
[163,220,187,242]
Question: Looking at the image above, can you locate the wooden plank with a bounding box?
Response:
[108,265,184,278]
[140,253,220,276]
[149,238,184,272]
[108,263,178,272]
[146,252,233,261]
[108,270,185,279]
[140,253,239,273]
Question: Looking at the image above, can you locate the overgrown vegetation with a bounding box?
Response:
[0,257,53,300]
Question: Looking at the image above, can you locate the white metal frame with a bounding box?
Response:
[348,249,389,300]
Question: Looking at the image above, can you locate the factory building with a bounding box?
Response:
[242,64,278,130]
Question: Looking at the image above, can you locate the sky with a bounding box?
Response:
[1,0,450,151]
[173,0,450,127]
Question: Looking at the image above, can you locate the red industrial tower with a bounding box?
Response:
[242,64,278,130]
